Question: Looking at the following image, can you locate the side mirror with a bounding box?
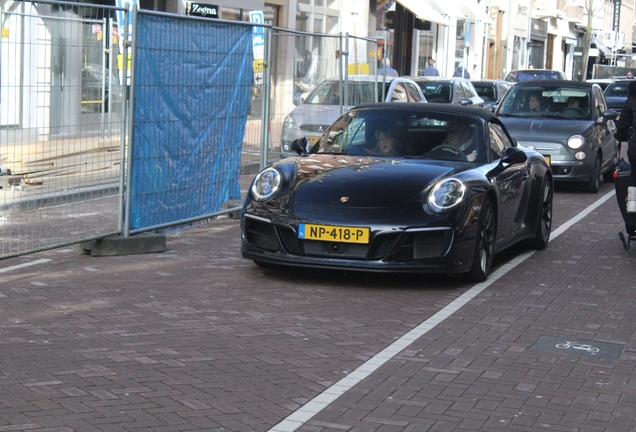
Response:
[291,137,309,155]
[487,146,528,179]
[603,109,619,121]
[501,146,528,165]
[459,98,473,106]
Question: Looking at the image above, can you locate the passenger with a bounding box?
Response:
[373,128,401,156]
[528,92,547,112]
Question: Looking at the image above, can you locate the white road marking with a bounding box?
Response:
[0,258,52,274]
[268,189,617,432]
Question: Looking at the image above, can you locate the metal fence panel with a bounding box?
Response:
[0,2,383,259]
[0,0,127,259]
[265,29,380,157]
[127,11,253,233]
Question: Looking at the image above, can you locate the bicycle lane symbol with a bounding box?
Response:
[531,336,625,359]
[556,341,600,354]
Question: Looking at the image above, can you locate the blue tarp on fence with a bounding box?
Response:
[130,12,253,231]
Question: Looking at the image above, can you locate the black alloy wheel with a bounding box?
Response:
[467,198,496,282]
[530,177,553,250]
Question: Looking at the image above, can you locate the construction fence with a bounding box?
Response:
[0,0,381,259]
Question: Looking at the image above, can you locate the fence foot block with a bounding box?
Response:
[80,233,167,257]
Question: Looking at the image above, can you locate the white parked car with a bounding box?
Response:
[280,75,427,158]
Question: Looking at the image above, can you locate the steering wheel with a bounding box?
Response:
[427,144,469,161]
[561,106,586,117]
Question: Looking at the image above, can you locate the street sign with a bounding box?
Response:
[249,11,265,87]
[115,0,138,35]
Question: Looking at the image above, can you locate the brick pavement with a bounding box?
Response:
[1,181,636,431]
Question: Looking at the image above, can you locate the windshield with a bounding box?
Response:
[304,81,391,106]
[309,108,484,163]
[497,85,592,119]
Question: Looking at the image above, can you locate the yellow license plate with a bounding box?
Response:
[543,155,551,164]
[307,136,320,145]
[298,223,370,244]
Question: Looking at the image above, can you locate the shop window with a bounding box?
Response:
[326,15,338,34]
[297,10,309,32]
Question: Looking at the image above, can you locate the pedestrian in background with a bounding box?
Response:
[453,66,470,79]
[614,80,636,212]
[423,58,440,77]
[627,71,634,79]
[377,58,398,77]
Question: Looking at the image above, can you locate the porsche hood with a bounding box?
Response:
[284,155,459,212]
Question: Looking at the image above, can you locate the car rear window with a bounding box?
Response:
[515,72,563,81]
[304,81,392,105]
[605,83,629,97]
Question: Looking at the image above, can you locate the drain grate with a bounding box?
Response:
[532,336,625,359]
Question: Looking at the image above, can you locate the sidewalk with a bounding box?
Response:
[1,181,635,431]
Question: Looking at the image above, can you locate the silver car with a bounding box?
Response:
[405,76,485,108]
[280,75,426,157]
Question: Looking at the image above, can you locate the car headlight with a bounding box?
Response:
[251,168,281,201]
[427,178,466,213]
[283,116,297,131]
[567,134,585,150]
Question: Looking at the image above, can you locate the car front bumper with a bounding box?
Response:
[240,213,478,275]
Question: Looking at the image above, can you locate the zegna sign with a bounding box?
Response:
[186,2,219,18]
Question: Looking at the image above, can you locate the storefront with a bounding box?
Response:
[529,19,547,69]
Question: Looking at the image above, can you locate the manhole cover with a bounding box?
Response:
[532,336,625,359]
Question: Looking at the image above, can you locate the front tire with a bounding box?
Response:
[584,154,601,193]
[529,177,553,250]
[467,198,496,282]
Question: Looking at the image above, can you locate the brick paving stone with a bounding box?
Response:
[2,184,636,431]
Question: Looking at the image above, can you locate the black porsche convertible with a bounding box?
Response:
[240,104,553,282]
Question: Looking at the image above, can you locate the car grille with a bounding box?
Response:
[244,218,453,262]
[395,230,453,260]
[244,218,279,252]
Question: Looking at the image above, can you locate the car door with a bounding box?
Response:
[404,81,425,102]
[453,82,466,105]
[386,82,409,102]
[462,81,484,107]
[593,86,618,173]
[488,122,531,245]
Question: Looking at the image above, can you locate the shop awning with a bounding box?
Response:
[592,35,612,56]
[395,0,449,26]
[428,0,467,20]
[458,0,494,24]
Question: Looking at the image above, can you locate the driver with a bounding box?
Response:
[441,120,477,161]
[566,97,581,108]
